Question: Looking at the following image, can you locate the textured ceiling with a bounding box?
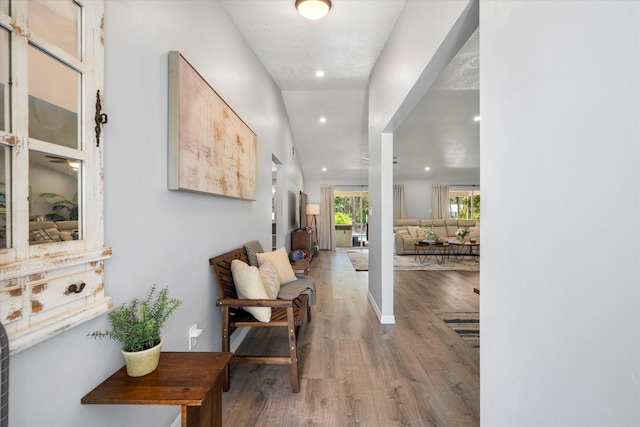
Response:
[221,0,479,184]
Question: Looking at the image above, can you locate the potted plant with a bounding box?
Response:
[38,192,79,220]
[88,285,182,377]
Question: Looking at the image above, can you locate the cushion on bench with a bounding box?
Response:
[230,259,272,322]
[244,240,263,267]
[279,275,316,306]
[257,248,298,284]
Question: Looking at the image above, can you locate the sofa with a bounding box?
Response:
[393,218,479,255]
[29,220,79,244]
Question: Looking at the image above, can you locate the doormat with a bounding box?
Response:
[435,311,479,351]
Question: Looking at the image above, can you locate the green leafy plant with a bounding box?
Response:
[38,192,78,220]
[334,211,352,224]
[88,285,182,352]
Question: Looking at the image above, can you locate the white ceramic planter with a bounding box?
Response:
[121,338,163,377]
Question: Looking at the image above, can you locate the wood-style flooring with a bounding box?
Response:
[221,249,480,426]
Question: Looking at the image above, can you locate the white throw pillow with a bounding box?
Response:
[259,260,281,300]
[256,247,297,285]
[230,259,271,322]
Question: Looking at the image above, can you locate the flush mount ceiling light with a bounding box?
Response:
[295,0,332,20]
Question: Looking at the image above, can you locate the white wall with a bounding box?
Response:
[368,0,477,321]
[302,178,368,246]
[481,1,640,425]
[303,177,368,203]
[8,1,304,426]
[396,178,478,219]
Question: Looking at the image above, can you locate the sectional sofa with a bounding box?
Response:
[29,220,79,244]
[393,218,480,255]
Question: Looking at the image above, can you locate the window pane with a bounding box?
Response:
[449,190,480,219]
[29,45,80,149]
[0,145,9,248]
[28,150,81,243]
[28,0,81,59]
[0,27,9,132]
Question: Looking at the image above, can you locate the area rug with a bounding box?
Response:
[435,311,479,351]
[346,251,480,272]
[346,251,369,271]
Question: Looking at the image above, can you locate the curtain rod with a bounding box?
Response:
[449,184,480,187]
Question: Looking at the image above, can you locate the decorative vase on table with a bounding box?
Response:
[121,338,163,377]
[456,227,470,244]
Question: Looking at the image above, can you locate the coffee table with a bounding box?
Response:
[414,240,449,265]
[448,241,480,262]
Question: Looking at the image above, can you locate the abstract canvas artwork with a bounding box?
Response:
[168,51,257,200]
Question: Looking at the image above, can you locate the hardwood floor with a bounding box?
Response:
[221,249,480,426]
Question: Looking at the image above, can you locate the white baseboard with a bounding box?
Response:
[230,326,250,352]
[380,314,396,324]
[367,291,382,320]
[367,291,396,324]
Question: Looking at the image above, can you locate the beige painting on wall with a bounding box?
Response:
[168,51,257,200]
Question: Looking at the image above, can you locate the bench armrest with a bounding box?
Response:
[216,298,293,308]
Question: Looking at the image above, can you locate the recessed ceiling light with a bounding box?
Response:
[474,116,481,122]
[425,166,430,171]
[316,70,324,78]
[322,167,327,172]
[319,117,326,123]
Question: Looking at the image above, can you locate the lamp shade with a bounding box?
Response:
[295,0,331,21]
[306,204,320,215]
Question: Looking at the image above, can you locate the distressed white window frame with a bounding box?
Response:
[0,0,111,354]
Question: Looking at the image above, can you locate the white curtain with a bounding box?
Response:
[393,184,406,219]
[432,184,450,219]
[319,185,336,250]
[318,185,336,251]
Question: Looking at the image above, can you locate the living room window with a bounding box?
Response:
[450,190,480,220]
[0,0,110,354]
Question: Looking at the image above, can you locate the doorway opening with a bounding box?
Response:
[272,156,282,251]
[334,189,368,248]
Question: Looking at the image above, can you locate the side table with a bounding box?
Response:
[448,241,480,263]
[82,352,232,427]
[414,241,449,265]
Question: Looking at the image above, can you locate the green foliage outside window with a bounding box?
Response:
[334,211,353,224]
[334,195,368,225]
[450,194,481,219]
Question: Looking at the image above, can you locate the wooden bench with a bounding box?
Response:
[209,246,313,393]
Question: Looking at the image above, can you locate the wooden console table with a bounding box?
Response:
[82,352,232,427]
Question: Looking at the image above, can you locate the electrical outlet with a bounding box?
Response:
[188,324,203,350]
